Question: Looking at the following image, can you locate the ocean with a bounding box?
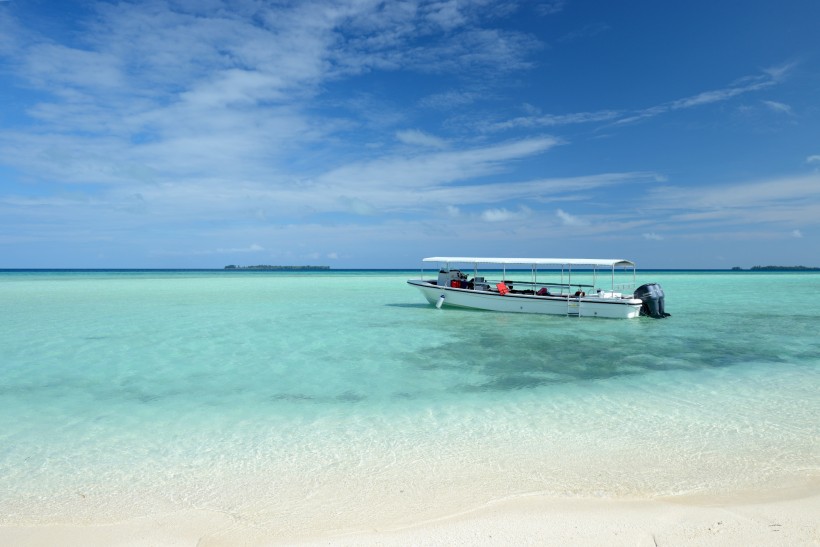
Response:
[1,270,818,535]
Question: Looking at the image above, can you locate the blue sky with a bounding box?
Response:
[1,0,819,268]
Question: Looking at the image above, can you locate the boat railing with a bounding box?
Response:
[485,279,595,294]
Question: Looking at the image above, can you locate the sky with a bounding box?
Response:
[1,0,819,269]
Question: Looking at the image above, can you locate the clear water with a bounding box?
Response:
[1,270,818,532]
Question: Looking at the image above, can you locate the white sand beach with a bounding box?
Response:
[2,491,817,546]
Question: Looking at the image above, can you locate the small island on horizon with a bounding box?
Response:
[731,265,820,271]
[224,265,330,271]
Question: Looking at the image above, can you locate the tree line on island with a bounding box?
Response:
[731,265,820,271]
[224,265,330,270]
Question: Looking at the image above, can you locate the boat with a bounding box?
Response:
[407,257,669,319]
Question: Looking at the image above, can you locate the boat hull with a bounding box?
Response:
[407,280,642,319]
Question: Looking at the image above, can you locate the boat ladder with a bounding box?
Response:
[566,297,581,317]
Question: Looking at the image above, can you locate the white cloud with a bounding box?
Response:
[481,208,517,222]
[639,174,820,230]
[0,0,656,245]
[762,100,793,115]
[650,174,820,211]
[806,155,820,164]
[418,90,480,109]
[306,167,656,215]
[486,65,788,133]
[536,1,566,16]
[762,61,797,82]
[0,0,542,191]
[423,0,468,30]
[396,129,448,149]
[337,196,377,215]
[480,206,533,222]
[485,110,619,132]
[328,3,540,76]
[614,69,783,126]
[556,208,586,226]
[643,232,663,240]
[0,166,657,240]
[313,136,561,194]
[792,229,803,238]
[23,44,125,91]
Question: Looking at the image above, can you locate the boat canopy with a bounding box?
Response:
[423,257,635,268]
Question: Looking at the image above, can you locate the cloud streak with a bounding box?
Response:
[642,173,820,228]
[484,63,794,133]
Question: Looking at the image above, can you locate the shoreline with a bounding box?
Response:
[2,489,818,546]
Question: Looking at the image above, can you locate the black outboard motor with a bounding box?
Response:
[634,283,671,318]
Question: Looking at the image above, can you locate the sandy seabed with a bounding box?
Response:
[2,491,818,547]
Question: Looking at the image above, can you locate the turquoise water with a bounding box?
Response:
[1,270,818,532]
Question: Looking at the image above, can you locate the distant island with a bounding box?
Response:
[224,265,330,271]
[731,265,820,271]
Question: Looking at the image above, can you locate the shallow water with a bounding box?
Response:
[1,270,818,532]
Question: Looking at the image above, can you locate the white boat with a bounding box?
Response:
[407,257,669,319]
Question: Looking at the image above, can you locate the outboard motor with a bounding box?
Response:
[633,283,671,318]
